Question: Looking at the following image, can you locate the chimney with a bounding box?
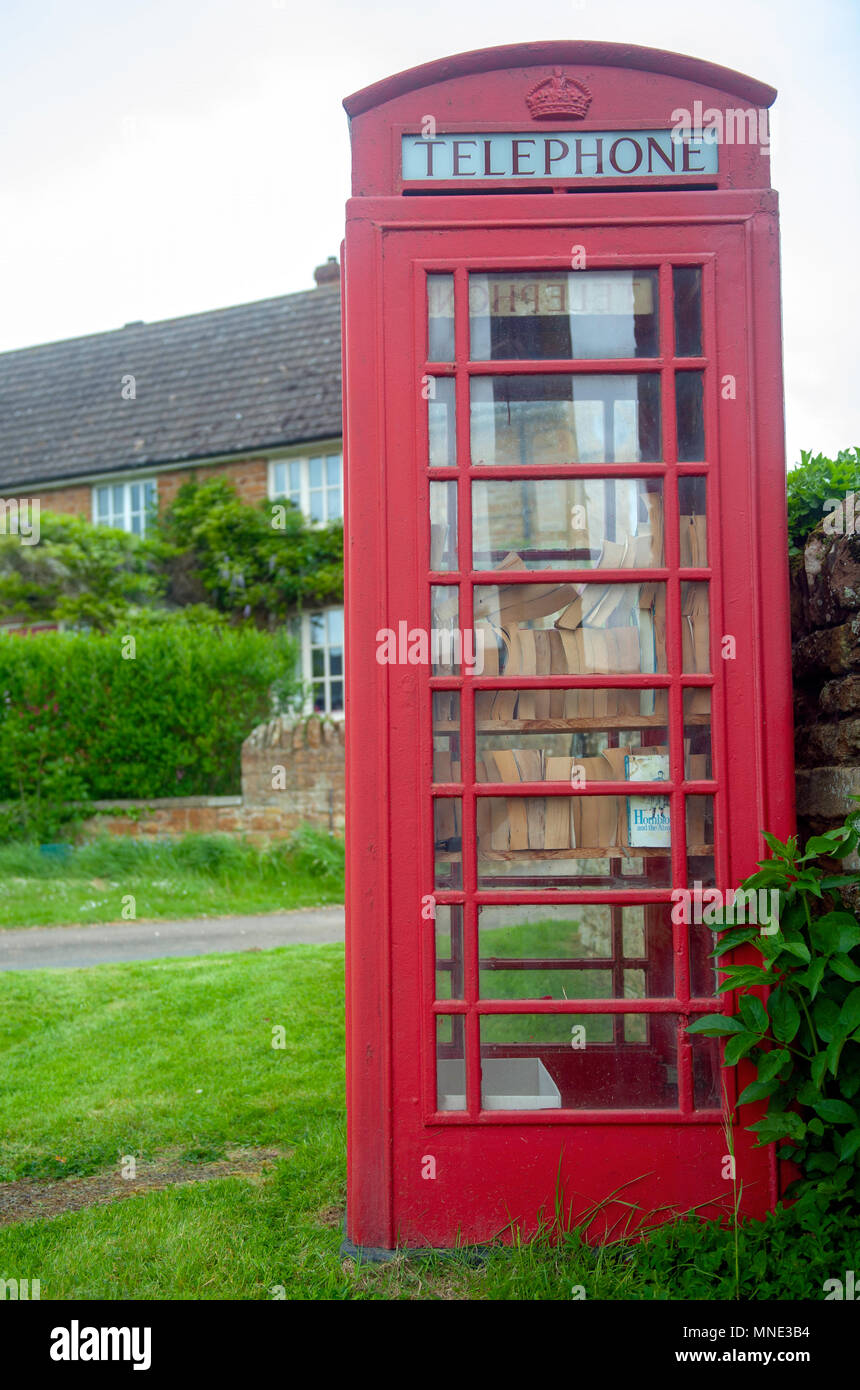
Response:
[313,256,340,288]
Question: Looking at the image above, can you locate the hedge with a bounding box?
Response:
[0,621,294,836]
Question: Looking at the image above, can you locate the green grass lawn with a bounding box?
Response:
[0,828,344,928]
[0,942,857,1299]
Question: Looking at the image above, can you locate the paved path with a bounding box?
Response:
[0,907,345,970]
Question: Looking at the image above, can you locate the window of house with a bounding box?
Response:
[292,607,344,716]
[270,454,342,523]
[93,479,157,535]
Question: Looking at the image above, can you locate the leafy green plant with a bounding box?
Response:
[786,446,860,554]
[688,816,860,1214]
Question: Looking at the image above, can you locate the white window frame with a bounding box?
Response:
[291,606,344,718]
[268,451,343,525]
[92,478,158,535]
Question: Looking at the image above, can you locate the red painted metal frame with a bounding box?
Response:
[343,46,792,1250]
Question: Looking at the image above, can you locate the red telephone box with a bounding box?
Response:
[342,41,794,1250]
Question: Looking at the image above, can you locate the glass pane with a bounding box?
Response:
[327,486,342,521]
[430,480,458,571]
[472,477,663,569]
[687,794,715,887]
[271,462,286,496]
[329,680,344,712]
[476,795,671,890]
[475,684,668,726]
[327,609,344,644]
[435,904,465,1001]
[430,585,461,675]
[112,484,124,515]
[478,903,674,1000]
[434,798,462,889]
[684,687,712,779]
[471,374,661,466]
[428,273,455,361]
[673,266,703,357]
[289,460,302,493]
[130,483,141,511]
[691,1032,722,1108]
[329,652,343,677]
[144,480,157,512]
[469,269,659,360]
[681,582,710,673]
[309,457,323,487]
[690,924,719,998]
[436,1014,466,1111]
[433,690,460,782]
[311,649,325,678]
[477,724,669,776]
[479,1012,679,1109]
[95,485,109,520]
[326,455,341,484]
[312,682,326,712]
[428,377,456,468]
[676,370,705,461]
[309,613,325,645]
[473,582,668,676]
[678,476,707,566]
[309,489,324,523]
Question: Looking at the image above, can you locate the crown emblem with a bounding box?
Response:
[525,69,592,121]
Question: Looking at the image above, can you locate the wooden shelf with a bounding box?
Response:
[437,845,713,861]
[434,716,709,732]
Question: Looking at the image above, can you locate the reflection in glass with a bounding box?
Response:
[673,266,703,357]
[432,690,460,782]
[681,582,710,674]
[691,1031,722,1108]
[469,270,659,360]
[474,686,668,728]
[687,794,715,887]
[431,585,460,674]
[471,374,661,466]
[473,582,668,676]
[684,687,711,779]
[435,904,465,1000]
[434,797,462,889]
[676,370,705,461]
[428,377,456,467]
[427,273,455,361]
[678,476,707,566]
[472,478,664,570]
[436,1014,466,1111]
[430,480,458,570]
[479,1012,679,1109]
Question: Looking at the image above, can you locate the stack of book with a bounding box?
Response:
[476,743,675,854]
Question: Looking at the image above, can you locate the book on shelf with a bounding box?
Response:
[679,513,708,568]
[624,749,671,848]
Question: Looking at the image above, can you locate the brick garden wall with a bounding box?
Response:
[81,716,345,841]
[792,528,860,840]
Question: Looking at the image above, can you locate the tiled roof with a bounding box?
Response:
[0,281,342,489]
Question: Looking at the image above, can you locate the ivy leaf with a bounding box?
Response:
[838,989,860,1033]
[724,1031,760,1065]
[710,928,759,958]
[768,988,801,1044]
[748,1110,806,1143]
[837,1129,860,1162]
[686,1015,745,1036]
[717,965,772,991]
[814,996,841,1043]
[810,913,860,957]
[831,954,860,983]
[811,1052,829,1088]
[756,1048,791,1084]
[738,994,769,1034]
[737,1078,780,1105]
[813,1097,859,1126]
[798,957,826,1000]
[776,940,811,964]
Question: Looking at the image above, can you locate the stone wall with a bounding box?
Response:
[792,528,860,840]
[80,716,345,841]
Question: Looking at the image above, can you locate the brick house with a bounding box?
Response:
[0,260,345,714]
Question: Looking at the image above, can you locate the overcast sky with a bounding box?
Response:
[0,0,857,463]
